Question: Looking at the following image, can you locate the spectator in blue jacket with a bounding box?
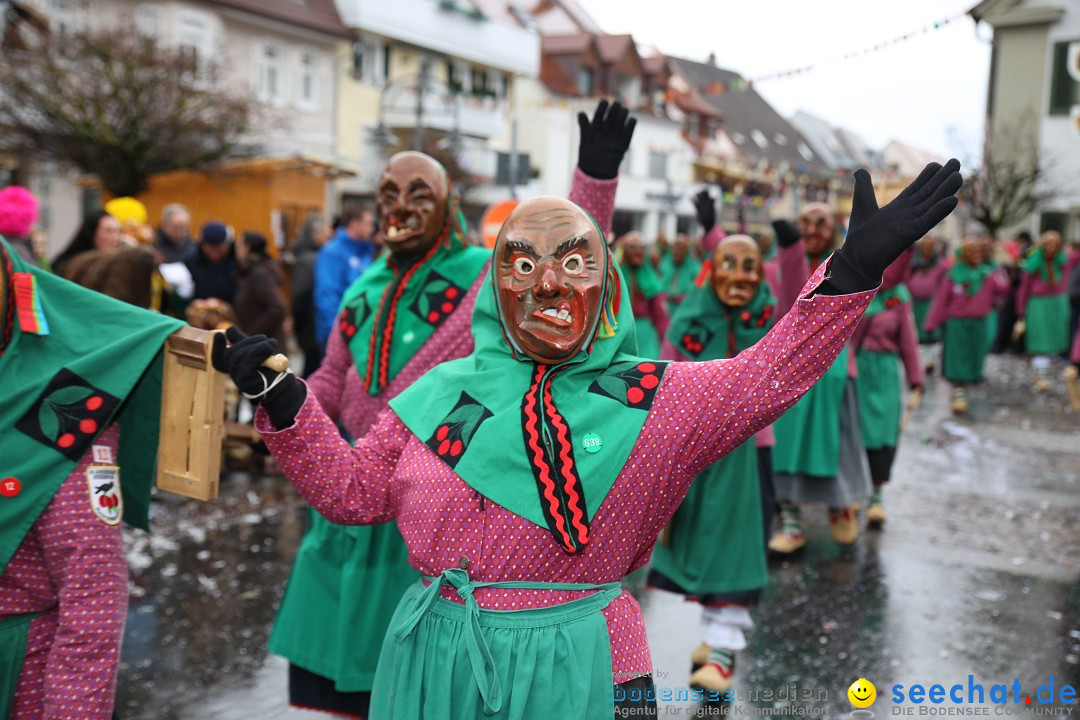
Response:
[314,205,377,348]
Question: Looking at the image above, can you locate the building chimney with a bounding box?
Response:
[707,52,716,66]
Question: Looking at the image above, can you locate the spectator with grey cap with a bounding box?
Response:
[185,220,239,304]
[155,203,196,263]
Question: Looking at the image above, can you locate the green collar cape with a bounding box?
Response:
[949,252,991,297]
[658,250,702,299]
[864,284,912,319]
[336,206,490,395]
[390,233,670,554]
[0,237,183,574]
[665,273,775,360]
[620,256,663,300]
[1024,246,1065,285]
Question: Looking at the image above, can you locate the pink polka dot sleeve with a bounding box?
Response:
[304,315,352,424]
[255,397,410,525]
[2,424,126,720]
[568,168,618,237]
[645,259,875,489]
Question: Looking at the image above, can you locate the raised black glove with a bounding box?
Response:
[692,190,715,234]
[827,159,962,295]
[211,326,305,429]
[577,100,636,180]
[771,219,801,248]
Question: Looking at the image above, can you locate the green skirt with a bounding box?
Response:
[269,511,416,692]
[942,316,989,384]
[772,346,849,477]
[1025,294,1070,355]
[650,440,765,595]
[0,612,39,719]
[633,317,661,359]
[986,309,999,353]
[856,350,902,450]
[371,570,621,719]
[913,298,940,343]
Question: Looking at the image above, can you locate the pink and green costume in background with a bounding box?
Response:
[853,251,923,454]
[649,278,776,602]
[255,255,874,718]
[0,238,183,719]
[770,238,870,508]
[268,169,619,700]
[924,260,1009,384]
[907,254,947,343]
[1017,247,1069,355]
[622,259,669,359]
[658,248,702,311]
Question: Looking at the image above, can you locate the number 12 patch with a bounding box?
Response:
[86,466,122,525]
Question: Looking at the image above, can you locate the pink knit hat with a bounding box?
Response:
[0,186,39,238]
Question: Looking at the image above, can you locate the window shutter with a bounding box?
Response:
[1049,40,1080,116]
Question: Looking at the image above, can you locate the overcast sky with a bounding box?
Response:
[580,0,992,161]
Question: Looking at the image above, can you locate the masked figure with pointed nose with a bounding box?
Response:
[214,160,963,719]
[647,234,779,692]
[269,103,632,717]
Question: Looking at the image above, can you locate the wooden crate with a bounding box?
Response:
[156,326,225,500]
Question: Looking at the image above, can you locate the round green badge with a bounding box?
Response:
[582,432,603,454]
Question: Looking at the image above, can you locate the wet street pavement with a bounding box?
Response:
[115,353,1080,719]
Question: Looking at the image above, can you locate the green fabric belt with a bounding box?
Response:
[394,568,621,715]
[0,611,42,718]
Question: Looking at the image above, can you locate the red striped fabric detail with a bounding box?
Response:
[542,372,589,548]
[0,247,14,356]
[522,365,575,553]
[364,233,445,393]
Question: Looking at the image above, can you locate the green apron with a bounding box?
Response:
[269,511,415,691]
[370,569,621,719]
[913,297,939,343]
[771,346,849,477]
[0,612,41,718]
[1025,294,1069,355]
[633,317,661,359]
[856,350,902,450]
[650,440,765,595]
[942,317,989,383]
[985,309,999,353]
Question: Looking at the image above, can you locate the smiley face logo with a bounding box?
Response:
[848,678,877,708]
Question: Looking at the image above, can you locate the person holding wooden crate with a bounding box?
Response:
[0,236,184,720]
[214,160,963,719]
[266,101,633,719]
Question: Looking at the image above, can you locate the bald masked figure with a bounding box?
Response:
[214,160,963,719]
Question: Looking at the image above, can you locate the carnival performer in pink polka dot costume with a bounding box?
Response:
[271,101,630,719]
[215,160,963,719]
[1,428,126,720]
[1,234,184,719]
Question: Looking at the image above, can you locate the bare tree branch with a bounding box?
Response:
[0,21,271,196]
[960,112,1058,239]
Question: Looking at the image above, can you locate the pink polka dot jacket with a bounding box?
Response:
[257,260,875,685]
[1,424,126,720]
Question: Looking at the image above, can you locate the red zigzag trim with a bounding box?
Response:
[542,373,589,547]
[364,237,443,393]
[523,366,575,552]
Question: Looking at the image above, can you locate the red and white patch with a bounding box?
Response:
[86,466,122,525]
[92,444,114,464]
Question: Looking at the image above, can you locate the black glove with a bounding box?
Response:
[692,190,715,234]
[826,159,962,295]
[577,100,636,180]
[211,326,306,429]
[771,219,801,248]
